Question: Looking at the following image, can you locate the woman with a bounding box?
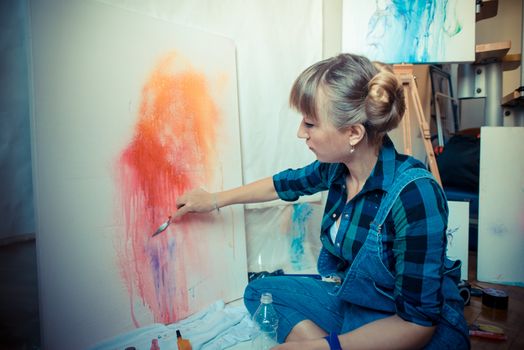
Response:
[173,53,469,349]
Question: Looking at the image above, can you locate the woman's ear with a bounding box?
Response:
[346,124,366,147]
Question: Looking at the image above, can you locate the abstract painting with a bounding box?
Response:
[245,203,323,274]
[342,0,475,63]
[30,1,246,349]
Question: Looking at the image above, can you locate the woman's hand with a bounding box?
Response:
[171,176,278,221]
[172,188,218,221]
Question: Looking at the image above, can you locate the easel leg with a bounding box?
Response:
[400,91,413,155]
[394,65,442,186]
[408,76,442,185]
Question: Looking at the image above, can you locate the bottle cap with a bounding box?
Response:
[260,292,273,304]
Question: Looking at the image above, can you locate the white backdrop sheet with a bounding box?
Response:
[99,0,322,183]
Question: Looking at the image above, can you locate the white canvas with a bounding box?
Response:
[342,0,476,63]
[477,127,524,285]
[30,1,247,349]
[446,201,470,281]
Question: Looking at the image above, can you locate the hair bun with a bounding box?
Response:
[364,64,405,136]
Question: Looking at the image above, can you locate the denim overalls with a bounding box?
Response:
[245,168,470,348]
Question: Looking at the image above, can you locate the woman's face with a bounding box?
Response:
[297,114,351,163]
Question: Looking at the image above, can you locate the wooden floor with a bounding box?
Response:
[0,240,522,349]
[465,251,524,349]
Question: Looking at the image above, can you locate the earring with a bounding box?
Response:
[349,143,355,153]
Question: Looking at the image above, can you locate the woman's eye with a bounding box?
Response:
[304,122,314,128]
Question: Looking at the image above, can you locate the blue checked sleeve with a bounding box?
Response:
[272,161,332,201]
[390,178,449,326]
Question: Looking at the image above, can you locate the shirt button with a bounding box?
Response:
[336,243,340,247]
[332,214,337,218]
[345,214,349,218]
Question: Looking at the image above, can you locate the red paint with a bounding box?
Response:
[116,52,219,324]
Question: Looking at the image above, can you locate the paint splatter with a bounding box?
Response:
[289,203,314,270]
[364,0,462,63]
[446,226,459,247]
[490,223,508,237]
[116,51,219,325]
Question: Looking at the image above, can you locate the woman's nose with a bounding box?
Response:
[297,123,308,139]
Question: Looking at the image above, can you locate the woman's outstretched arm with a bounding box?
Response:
[172,176,278,220]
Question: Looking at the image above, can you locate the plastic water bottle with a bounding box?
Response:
[252,292,279,350]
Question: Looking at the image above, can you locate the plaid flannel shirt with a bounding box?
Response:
[272,136,449,326]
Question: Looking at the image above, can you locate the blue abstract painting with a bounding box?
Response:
[342,0,475,63]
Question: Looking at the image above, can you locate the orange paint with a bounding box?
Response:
[116,52,219,324]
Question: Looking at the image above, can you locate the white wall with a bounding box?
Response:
[322,0,342,58]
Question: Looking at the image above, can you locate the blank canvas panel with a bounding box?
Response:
[446,201,469,281]
[477,127,524,285]
[342,0,476,63]
[30,1,247,349]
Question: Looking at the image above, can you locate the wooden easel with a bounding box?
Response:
[393,64,442,186]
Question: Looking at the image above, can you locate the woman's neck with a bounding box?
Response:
[343,142,379,188]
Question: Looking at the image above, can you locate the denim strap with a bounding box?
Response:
[324,332,342,350]
[371,168,435,230]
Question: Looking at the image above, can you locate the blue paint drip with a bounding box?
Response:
[289,203,314,270]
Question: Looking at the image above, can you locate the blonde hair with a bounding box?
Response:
[289,53,405,145]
